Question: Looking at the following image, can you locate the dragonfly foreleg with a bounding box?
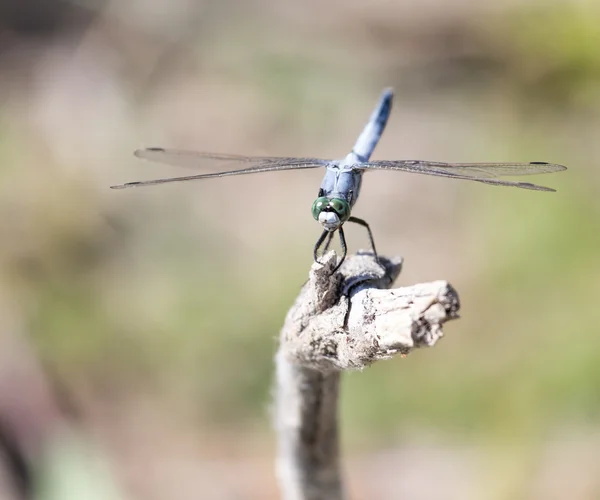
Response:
[313,229,331,264]
[314,229,345,272]
[322,231,335,254]
[332,227,348,274]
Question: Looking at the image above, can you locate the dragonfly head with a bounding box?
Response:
[312,197,350,231]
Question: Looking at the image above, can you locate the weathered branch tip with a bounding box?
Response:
[274,250,460,500]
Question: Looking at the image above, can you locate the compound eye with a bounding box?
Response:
[311,197,329,220]
[330,198,350,222]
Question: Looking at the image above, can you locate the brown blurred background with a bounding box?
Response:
[0,0,598,498]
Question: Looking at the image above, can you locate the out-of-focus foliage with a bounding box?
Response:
[0,0,598,498]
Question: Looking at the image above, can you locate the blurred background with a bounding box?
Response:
[0,0,598,498]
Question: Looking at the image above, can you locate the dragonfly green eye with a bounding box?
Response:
[329,198,350,223]
[312,197,329,220]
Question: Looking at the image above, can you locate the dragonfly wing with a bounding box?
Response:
[134,148,328,169]
[111,148,329,189]
[355,160,566,191]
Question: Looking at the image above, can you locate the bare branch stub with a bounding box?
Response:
[274,251,460,500]
[279,251,459,372]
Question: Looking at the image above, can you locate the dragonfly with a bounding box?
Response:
[111,88,566,272]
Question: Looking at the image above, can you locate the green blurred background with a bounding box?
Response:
[0,0,598,498]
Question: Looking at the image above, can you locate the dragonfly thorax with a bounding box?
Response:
[311,196,350,231]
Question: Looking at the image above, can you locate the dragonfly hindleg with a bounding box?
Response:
[347,216,380,263]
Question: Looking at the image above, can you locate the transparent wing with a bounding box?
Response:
[354,160,567,192]
[110,148,330,189]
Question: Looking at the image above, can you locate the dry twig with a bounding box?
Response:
[274,251,460,500]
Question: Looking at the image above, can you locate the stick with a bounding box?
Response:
[274,251,460,500]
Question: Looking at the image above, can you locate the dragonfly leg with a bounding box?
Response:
[348,216,379,262]
[322,231,335,253]
[331,227,348,274]
[347,216,390,280]
[313,229,331,264]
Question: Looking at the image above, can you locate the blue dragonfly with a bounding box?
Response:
[111,88,566,271]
